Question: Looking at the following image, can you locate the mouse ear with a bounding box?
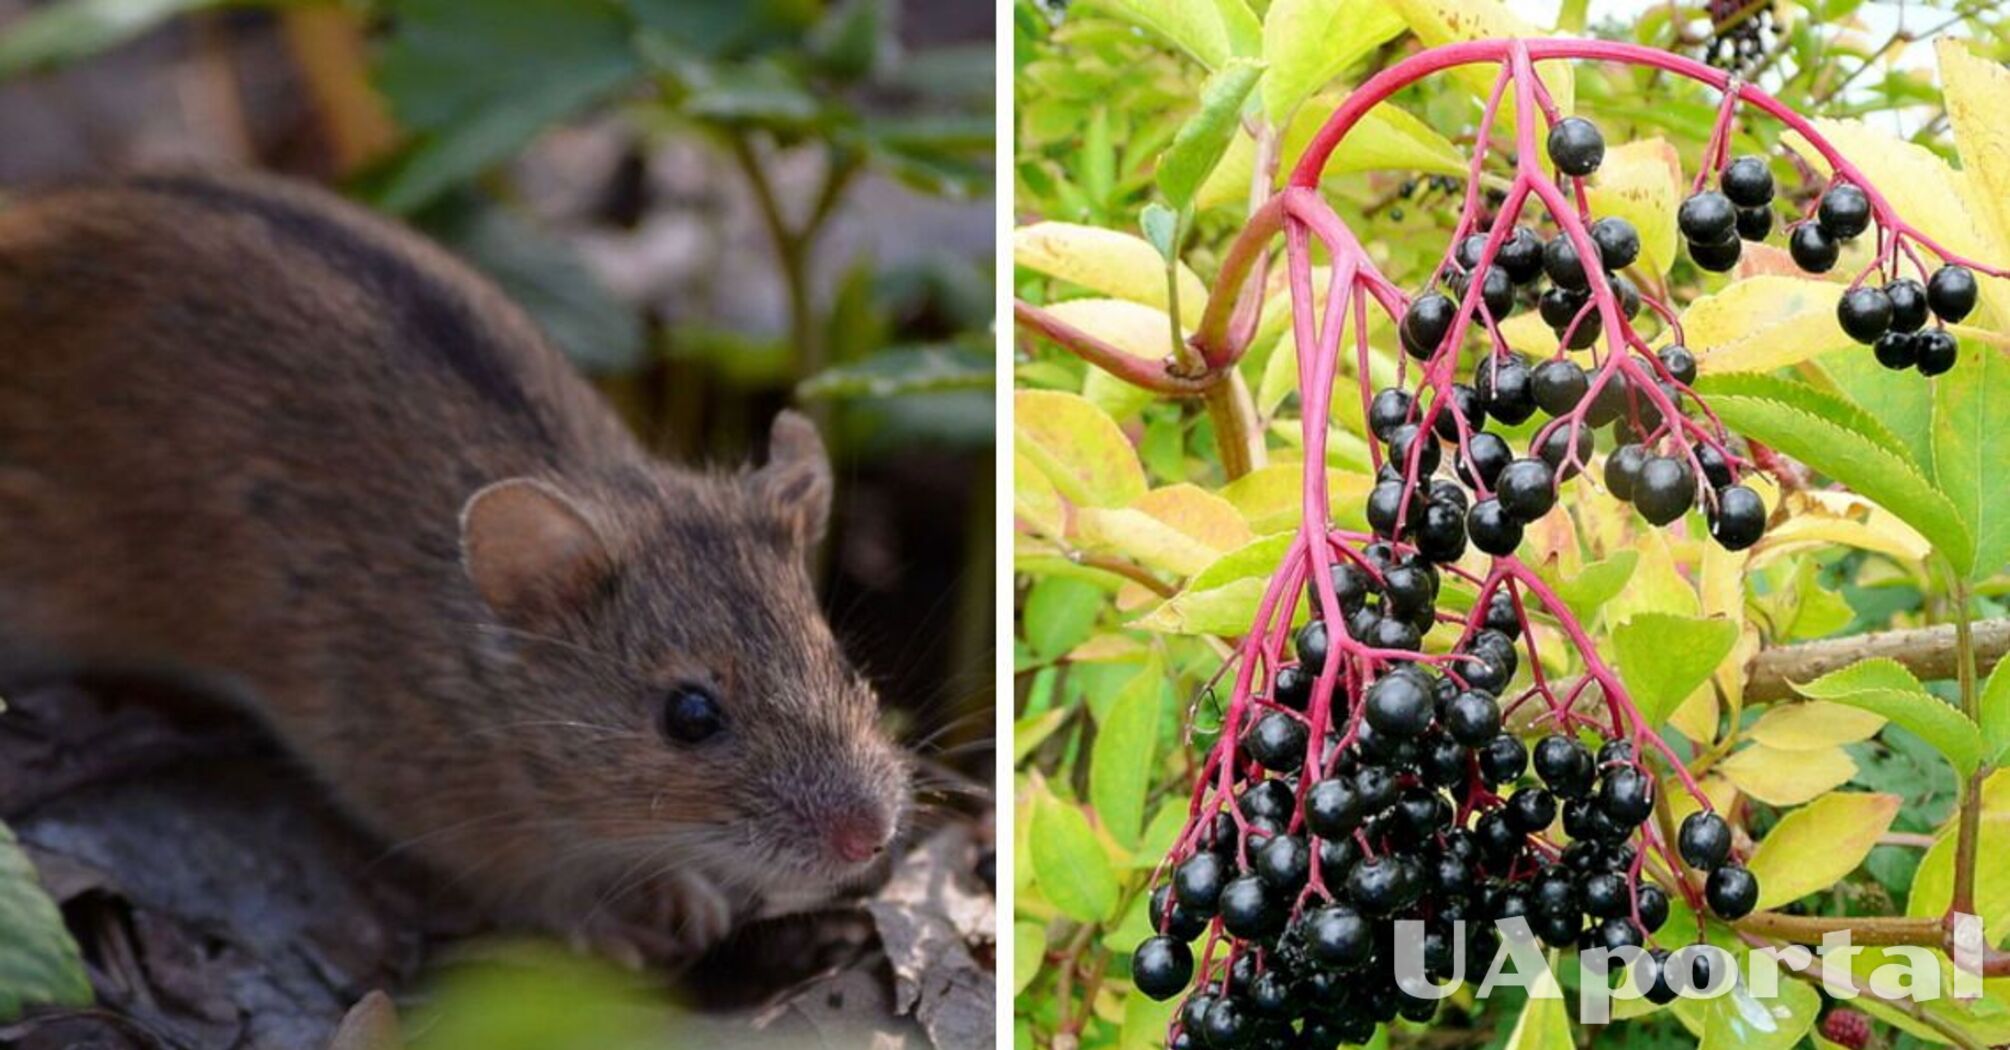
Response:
[460,478,613,626]
[753,410,833,548]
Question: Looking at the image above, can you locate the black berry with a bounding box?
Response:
[1734,205,1773,242]
[1705,864,1759,920]
[1885,278,1928,332]
[1633,455,1695,526]
[1837,285,1893,344]
[1401,293,1456,360]
[1592,216,1640,271]
[1817,184,1871,239]
[1788,223,1839,273]
[1496,457,1557,523]
[1720,155,1774,207]
[1928,264,1978,323]
[1678,192,1737,245]
[1531,358,1588,416]
[1917,329,1959,376]
[1467,498,1523,556]
[1133,936,1194,1000]
[1709,485,1766,551]
[1679,811,1733,870]
[1547,117,1605,176]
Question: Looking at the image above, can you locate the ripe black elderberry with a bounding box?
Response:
[1386,422,1441,476]
[1721,155,1774,207]
[1415,500,1468,563]
[1457,432,1512,490]
[1455,265,1515,319]
[1788,223,1839,273]
[1476,355,1537,425]
[1547,116,1605,176]
[1479,734,1529,786]
[1302,905,1374,970]
[1817,184,1872,240]
[1497,225,1545,283]
[1544,235,1589,291]
[1592,217,1640,271]
[1401,292,1456,360]
[1928,264,1978,323]
[1271,664,1311,710]
[1538,284,1587,330]
[1218,874,1283,938]
[1467,498,1523,556]
[1597,766,1656,825]
[1873,331,1917,370]
[1368,387,1413,441]
[1506,786,1557,833]
[1633,455,1695,526]
[1483,589,1522,639]
[1432,383,1484,441]
[1366,674,1434,738]
[1256,834,1309,890]
[1305,778,1363,839]
[1916,329,1959,376]
[1347,854,1422,916]
[1244,710,1307,772]
[1534,735,1595,798]
[1837,285,1893,344]
[1604,443,1647,501]
[1885,278,1928,332]
[1679,811,1733,870]
[1444,690,1502,747]
[1496,458,1557,523]
[1690,236,1741,273]
[1532,358,1588,416]
[1658,343,1698,385]
[1678,191,1737,245]
[1175,851,1228,912]
[1709,485,1766,551]
[1134,936,1194,1000]
[1296,619,1329,670]
[1538,424,1594,479]
[1734,205,1773,242]
[1705,864,1759,919]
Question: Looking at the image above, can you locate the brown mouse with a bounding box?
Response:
[0,169,909,965]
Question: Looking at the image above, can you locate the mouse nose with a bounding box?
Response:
[825,808,891,865]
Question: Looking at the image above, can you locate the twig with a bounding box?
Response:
[1743,619,2010,702]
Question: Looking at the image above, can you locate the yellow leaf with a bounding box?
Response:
[1015,453,1067,538]
[1017,390,1148,508]
[1718,744,1857,806]
[1688,277,1847,375]
[1014,222,1207,326]
[1939,38,2010,295]
[1756,490,1931,569]
[1384,0,1573,134]
[1589,137,1683,279]
[1667,685,1719,747]
[1748,701,1888,750]
[1259,0,1406,123]
[1746,792,1900,909]
[1044,298,1184,420]
[1078,484,1255,576]
[1602,528,1698,625]
[1219,465,1373,533]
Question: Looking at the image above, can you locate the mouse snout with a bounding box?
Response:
[824,805,894,865]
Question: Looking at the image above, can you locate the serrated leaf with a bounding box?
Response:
[1159,58,1265,210]
[1697,374,1972,576]
[1687,277,1848,375]
[1028,792,1120,924]
[1259,0,1405,123]
[1907,769,2010,938]
[1791,658,1986,776]
[1745,792,1900,909]
[796,345,991,400]
[1533,550,1638,623]
[0,823,92,1021]
[1588,137,1682,280]
[1014,223,1208,326]
[1718,744,1857,806]
[1929,330,2010,581]
[1016,390,1148,509]
[1939,38,2010,295]
[1090,657,1165,848]
[1613,613,1739,731]
[1748,702,1887,751]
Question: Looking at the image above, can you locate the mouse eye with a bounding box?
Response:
[657,683,725,744]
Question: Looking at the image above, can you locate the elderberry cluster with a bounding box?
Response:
[1677,154,1979,378]
[1131,586,1763,1046]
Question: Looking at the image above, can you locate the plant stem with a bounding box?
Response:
[1205,371,1263,480]
[1949,573,1984,918]
[1743,618,2010,702]
[1735,910,1942,945]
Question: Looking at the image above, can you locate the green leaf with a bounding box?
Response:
[1535,551,1638,623]
[1744,792,1901,909]
[806,0,882,80]
[1090,657,1166,848]
[797,345,993,400]
[0,823,91,1021]
[1014,707,1071,765]
[1024,576,1107,662]
[1696,963,1819,1050]
[1139,203,1180,262]
[1089,0,1243,69]
[1613,613,1739,730]
[1120,985,1181,1050]
[0,0,226,77]
[1929,331,2010,580]
[1157,58,1265,211]
[1012,921,1047,996]
[1029,793,1120,924]
[1791,658,1987,777]
[1696,373,1972,576]
[369,0,642,214]
[1984,658,2010,767]
[1258,0,1405,123]
[1135,533,1296,636]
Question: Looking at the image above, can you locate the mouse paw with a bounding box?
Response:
[566,871,739,971]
